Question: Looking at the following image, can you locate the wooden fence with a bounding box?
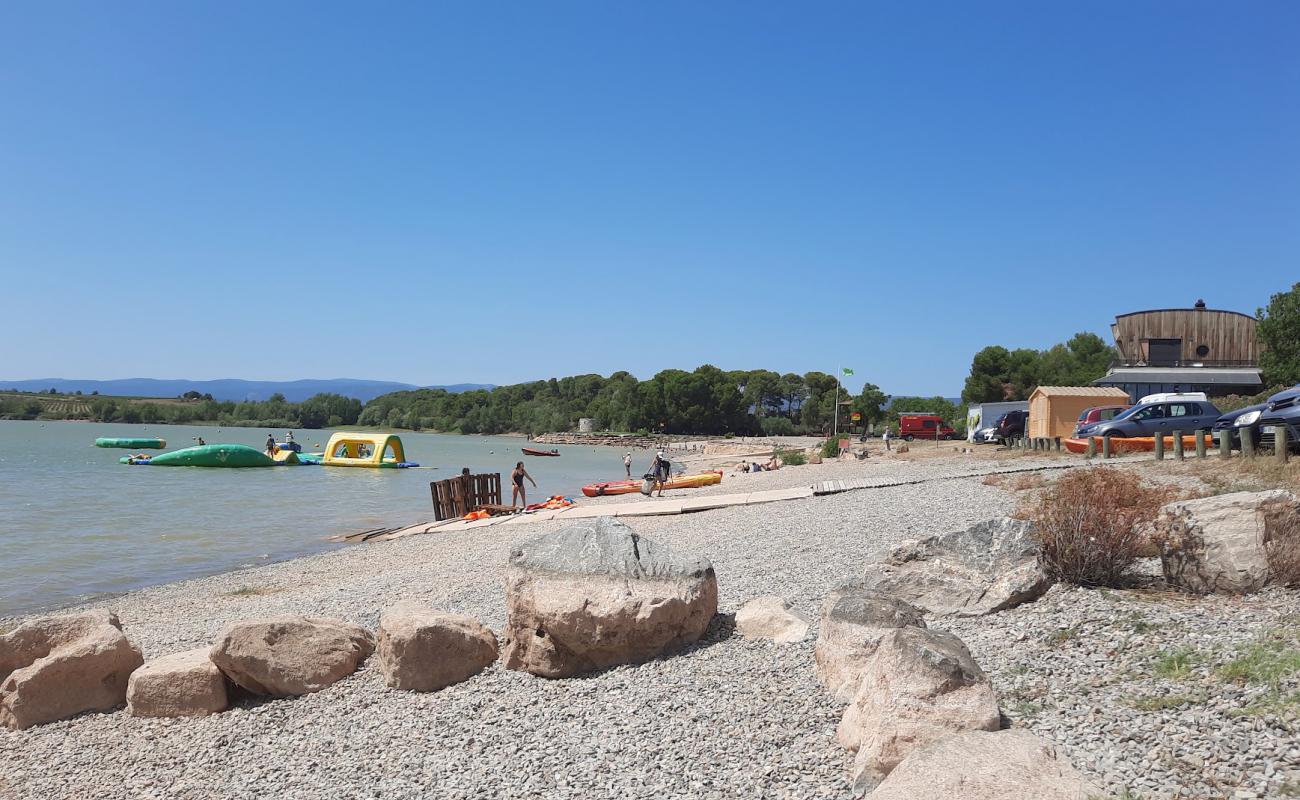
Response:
[430,472,503,521]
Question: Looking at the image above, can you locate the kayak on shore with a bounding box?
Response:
[582,470,722,497]
[1064,433,1211,454]
[95,437,166,449]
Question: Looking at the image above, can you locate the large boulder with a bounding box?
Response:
[860,517,1050,616]
[501,517,718,678]
[209,616,374,696]
[868,729,1101,799]
[735,596,810,644]
[1154,489,1298,594]
[126,648,228,718]
[814,587,926,701]
[838,626,1000,794]
[377,601,498,691]
[0,609,144,730]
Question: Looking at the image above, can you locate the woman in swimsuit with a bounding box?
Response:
[511,461,537,511]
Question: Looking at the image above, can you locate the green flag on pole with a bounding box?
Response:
[842,367,854,376]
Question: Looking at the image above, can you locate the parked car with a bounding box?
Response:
[1073,405,1131,436]
[897,414,957,441]
[993,410,1028,443]
[973,425,999,444]
[1225,384,1300,452]
[1211,403,1269,450]
[1076,398,1222,441]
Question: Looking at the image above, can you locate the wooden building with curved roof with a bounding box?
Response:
[1094,300,1262,401]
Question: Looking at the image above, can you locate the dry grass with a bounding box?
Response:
[1265,504,1300,588]
[1009,472,1046,491]
[1024,468,1183,587]
[982,473,1006,486]
[224,585,279,598]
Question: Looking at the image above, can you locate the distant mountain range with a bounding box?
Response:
[0,378,492,403]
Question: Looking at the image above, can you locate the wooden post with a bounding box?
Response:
[1153,433,1164,460]
[1195,430,1207,459]
[1054,437,1062,452]
[1278,426,1290,464]
[1086,437,1096,458]
[1173,430,1184,461]
[1103,436,1112,459]
[1243,426,1255,458]
[1218,430,1231,458]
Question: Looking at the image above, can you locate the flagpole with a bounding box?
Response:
[833,365,841,440]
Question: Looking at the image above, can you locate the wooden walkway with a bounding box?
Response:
[340,460,1095,544]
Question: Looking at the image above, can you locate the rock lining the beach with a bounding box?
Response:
[125,648,228,718]
[501,517,718,677]
[1155,489,1297,594]
[838,626,1000,794]
[868,728,1101,800]
[0,609,143,730]
[377,601,498,691]
[734,596,810,643]
[209,616,374,697]
[814,587,927,701]
[860,517,1051,616]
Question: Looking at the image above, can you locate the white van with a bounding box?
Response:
[1137,391,1208,404]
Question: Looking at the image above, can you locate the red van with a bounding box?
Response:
[897,414,956,441]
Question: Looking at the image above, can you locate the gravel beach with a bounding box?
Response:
[3,453,1298,799]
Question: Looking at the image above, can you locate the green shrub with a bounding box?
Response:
[821,438,841,458]
[776,448,806,466]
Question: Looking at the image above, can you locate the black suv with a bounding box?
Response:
[994,410,1028,443]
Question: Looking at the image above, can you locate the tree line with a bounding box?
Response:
[2,369,956,437]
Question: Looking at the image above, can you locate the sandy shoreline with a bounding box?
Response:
[3,449,1298,799]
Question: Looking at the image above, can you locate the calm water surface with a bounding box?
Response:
[0,420,649,617]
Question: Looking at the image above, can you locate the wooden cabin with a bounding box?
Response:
[1028,386,1131,439]
[1094,300,1262,401]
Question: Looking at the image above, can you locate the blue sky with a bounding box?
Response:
[2,2,1296,396]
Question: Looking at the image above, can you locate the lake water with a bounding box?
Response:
[0,420,651,617]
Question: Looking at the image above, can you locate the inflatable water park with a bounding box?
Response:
[117,432,419,469]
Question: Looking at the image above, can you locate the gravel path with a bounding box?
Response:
[3,455,1298,799]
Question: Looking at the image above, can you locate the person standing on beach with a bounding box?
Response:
[623,452,632,477]
[511,461,537,510]
[651,450,671,497]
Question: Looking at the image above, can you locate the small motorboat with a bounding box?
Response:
[522,447,561,457]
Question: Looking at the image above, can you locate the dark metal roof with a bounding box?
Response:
[1114,308,1256,321]
[1094,367,1262,386]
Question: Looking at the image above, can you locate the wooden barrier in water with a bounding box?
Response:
[430,472,503,521]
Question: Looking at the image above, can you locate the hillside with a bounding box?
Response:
[0,378,491,403]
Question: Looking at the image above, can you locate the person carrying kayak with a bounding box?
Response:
[650,450,671,497]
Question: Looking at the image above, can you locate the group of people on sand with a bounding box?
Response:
[736,455,782,473]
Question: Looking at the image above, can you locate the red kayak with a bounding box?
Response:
[522,447,560,457]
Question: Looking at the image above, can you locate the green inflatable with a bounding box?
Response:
[96,437,167,449]
[121,443,276,467]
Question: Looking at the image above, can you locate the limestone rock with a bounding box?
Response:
[1154,489,1298,594]
[126,648,228,718]
[869,729,1101,800]
[860,517,1051,616]
[735,596,810,644]
[0,609,144,730]
[209,616,374,696]
[501,517,718,678]
[838,626,1000,794]
[814,587,926,701]
[377,601,498,691]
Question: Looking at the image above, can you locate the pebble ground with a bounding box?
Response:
[2,454,1297,800]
